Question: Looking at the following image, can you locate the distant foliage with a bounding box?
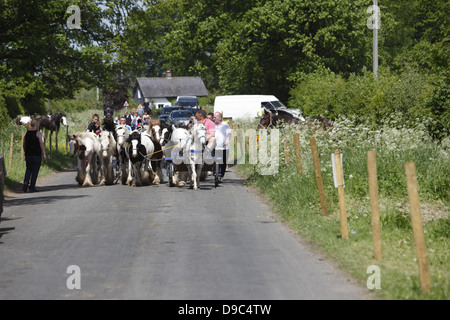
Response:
[288,68,448,138]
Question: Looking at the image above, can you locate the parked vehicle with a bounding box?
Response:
[169,109,194,127]
[214,95,287,121]
[159,106,196,124]
[174,96,200,114]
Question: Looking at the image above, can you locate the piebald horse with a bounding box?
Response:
[115,124,132,185]
[39,113,68,155]
[126,130,163,187]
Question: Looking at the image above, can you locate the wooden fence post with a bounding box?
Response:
[334,149,348,239]
[404,162,431,293]
[310,136,328,216]
[367,150,382,260]
[293,134,302,174]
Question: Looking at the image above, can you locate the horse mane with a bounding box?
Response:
[75,131,97,143]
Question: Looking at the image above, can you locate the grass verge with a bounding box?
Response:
[234,116,449,300]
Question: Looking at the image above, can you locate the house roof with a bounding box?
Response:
[135,76,208,98]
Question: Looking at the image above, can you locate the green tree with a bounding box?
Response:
[159,0,370,102]
[0,0,114,119]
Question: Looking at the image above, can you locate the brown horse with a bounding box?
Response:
[39,113,68,156]
[257,109,302,128]
[258,109,332,130]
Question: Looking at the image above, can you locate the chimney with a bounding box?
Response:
[165,69,172,78]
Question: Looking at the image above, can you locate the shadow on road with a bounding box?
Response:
[3,194,90,208]
[0,226,15,244]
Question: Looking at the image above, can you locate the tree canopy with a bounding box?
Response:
[1,0,448,128]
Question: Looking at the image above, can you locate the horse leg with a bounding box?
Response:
[43,129,49,156]
[49,131,53,157]
[142,160,151,186]
[131,162,142,187]
[82,155,94,187]
[190,162,198,190]
[196,165,203,190]
[99,157,107,186]
[76,158,85,186]
[126,160,133,186]
[149,159,160,185]
[121,156,128,185]
[156,160,164,184]
[55,129,58,153]
[107,156,114,185]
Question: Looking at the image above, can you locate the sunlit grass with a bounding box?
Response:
[236,115,449,300]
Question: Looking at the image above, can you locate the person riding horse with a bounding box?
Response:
[195,110,216,156]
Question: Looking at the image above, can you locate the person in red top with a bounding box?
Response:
[195,109,216,153]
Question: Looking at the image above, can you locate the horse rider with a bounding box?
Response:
[195,109,216,155]
[86,113,102,135]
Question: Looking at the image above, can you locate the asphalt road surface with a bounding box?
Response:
[0,166,370,300]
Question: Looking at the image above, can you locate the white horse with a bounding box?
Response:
[69,132,101,187]
[185,123,207,190]
[167,125,191,186]
[115,124,132,185]
[99,130,117,185]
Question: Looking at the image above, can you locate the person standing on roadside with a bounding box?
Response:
[214,112,231,182]
[22,118,47,192]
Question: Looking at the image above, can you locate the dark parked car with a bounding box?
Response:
[173,96,200,114]
[158,107,177,125]
[159,106,196,125]
[168,110,194,127]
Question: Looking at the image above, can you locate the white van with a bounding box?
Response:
[214,95,286,121]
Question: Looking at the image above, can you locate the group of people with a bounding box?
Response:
[122,105,151,130]
[22,107,232,192]
[194,109,232,183]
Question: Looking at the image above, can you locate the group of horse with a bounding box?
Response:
[15,113,68,154]
[67,119,209,191]
[15,107,330,191]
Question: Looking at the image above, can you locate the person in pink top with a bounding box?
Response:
[195,109,216,153]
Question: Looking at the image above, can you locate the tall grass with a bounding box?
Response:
[237,115,449,299]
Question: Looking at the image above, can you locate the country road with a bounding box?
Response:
[0,166,370,300]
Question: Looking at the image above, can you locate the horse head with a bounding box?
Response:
[193,123,207,146]
[160,123,173,146]
[258,110,272,129]
[115,124,129,150]
[68,134,79,158]
[60,113,68,126]
[127,131,142,159]
[52,113,68,127]
[100,131,115,159]
[146,121,161,142]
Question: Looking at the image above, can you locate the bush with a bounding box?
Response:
[288,68,447,138]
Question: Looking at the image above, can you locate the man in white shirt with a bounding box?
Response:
[214,112,232,182]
